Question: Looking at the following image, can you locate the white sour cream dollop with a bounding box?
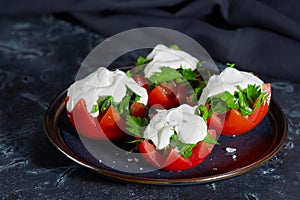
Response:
[144,44,198,78]
[198,67,264,105]
[143,104,207,150]
[66,67,148,117]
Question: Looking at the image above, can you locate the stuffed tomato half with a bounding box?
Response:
[129,104,218,171]
[129,44,208,109]
[198,67,271,136]
[65,67,148,140]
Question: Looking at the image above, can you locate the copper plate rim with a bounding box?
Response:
[44,90,288,185]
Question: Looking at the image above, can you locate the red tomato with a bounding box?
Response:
[66,98,127,140]
[148,82,195,109]
[130,102,148,118]
[138,130,216,171]
[207,83,271,136]
[148,84,179,109]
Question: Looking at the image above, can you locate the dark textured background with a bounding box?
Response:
[1,0,300,82]
[0,15,299,200]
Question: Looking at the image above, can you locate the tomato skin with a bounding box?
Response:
[66,98,127,140]
[207,83,271,136]
[130,102,148,118]
[138,130,216,171]
[137,140,164,168]
[148,82,195,109]
[148,84,179,109]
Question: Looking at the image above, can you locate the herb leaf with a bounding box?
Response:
[113,87,142,115]
[169,133,197,158]
[97,96,113,113]
[169,44,181,50]
[209,91,239,114]
[125,115,148,137]
[245,84,267,109]
[136,56,151,66]
[202,134,219,145]
[91,104,99,114]
[236,86,253,116]
[198,104,210,122]
[226,63,235,68]
[203,84,268,117]
[182,68,197,80]
[126,70,131,77]
[149,67,182,84]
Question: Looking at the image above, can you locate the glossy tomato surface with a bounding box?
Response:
[66,98,127,140]
[130,102,148,118]
[207,83,272,136]
[148,82,195,109]
[148,84,178,109]
[138,130,216,171]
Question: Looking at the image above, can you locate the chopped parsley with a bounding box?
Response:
[226,62,235,68]
[125,115,148,137]
[181,68,197,80]
[113,90,142,115]
[91,104,99,114]
[169,131,219,158]
[169,133,197,158]
[201,84,268,117]
[198,104,209,122]
[149,67,182,84]
[98,96,113,113]
[148,66,208,100]
[169,44,181,50]
[136,56,151,66]
[202,134,219,145]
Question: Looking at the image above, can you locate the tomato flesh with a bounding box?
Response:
[148,82,195,109]
[148,84,179,109]
[130,102,148,118]
[207,83,271,136]
[138,130,216,171]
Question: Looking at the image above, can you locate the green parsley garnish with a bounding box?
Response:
[149,67,182,84]
[125,115,148,137]
[169,133,197,158]
[169,44,181,50]
[112,87,142,115]
[202,84,268,117]
[91,104,99,114]
[148,66,207,99]
[198,104,209,122]
[202,134,220,145]
[98,96,113,113]
[136,56,151,66]
[125,70,131,77]
[226,63,235,68]
[181,68,197,80]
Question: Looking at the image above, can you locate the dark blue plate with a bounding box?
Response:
[44,90,287,185]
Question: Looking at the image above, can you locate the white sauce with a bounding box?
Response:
[144,44,199,78]
[198,67,264,105]
[143,104,207,150]
[66,67,148,117]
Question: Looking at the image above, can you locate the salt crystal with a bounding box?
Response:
[225,147,236,153]
[232,155,237,161]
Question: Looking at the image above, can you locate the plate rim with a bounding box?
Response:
[44,89,288,185]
